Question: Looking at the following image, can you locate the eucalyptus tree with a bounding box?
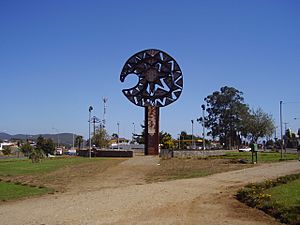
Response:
[200,86,249,149]
[241,107,275,142]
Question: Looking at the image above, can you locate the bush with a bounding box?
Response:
[20,143,33,157]
[29,148,45,163]
[2,146,11,155]
[236,173,300,224]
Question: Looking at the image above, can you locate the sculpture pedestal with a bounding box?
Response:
[145,106,159,155]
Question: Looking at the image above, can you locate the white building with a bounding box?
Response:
[0,142,14,151]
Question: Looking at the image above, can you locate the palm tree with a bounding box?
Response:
[75,135,83,150]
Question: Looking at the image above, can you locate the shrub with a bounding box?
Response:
[29,148,45,163]
[2,146,12,155]
[236,173,300,224]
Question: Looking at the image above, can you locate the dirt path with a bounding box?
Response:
[1,157,299,225]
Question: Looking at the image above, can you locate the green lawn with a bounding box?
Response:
[0,157,123,202]
[222,151,298,162]
[263,178,300,224]
[0,181,53,201]
[0,157,106,176]
[237,174,300,224]
[266,179,300,208]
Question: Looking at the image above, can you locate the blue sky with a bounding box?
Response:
[0,0,299,139]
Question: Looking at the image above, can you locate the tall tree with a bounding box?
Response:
[92,128,109,148]
[202,86,249,149]
[284,128,298,148]
[36,136,55,155]
[242,107,275,142]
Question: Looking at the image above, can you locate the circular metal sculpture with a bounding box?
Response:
[120,49,183,155]
[120,49,183,107]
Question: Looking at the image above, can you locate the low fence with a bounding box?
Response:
[77,149,133,158]
[172,150,226,158]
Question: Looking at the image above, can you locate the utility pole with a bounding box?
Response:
[89,106,93,158]
[91,116,101,137]
[201,104,206,150]
[191,120,194,149]
[280,100,283,159]
[102,97,108,129]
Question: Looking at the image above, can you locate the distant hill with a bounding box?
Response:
[0,132,84,146]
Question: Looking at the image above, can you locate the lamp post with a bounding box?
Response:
[201,104,206,150]
[117,122,120,150]
[280,100,283,159]
[178,133,181,149]
[191,120,194,149]
[89,106,93,158]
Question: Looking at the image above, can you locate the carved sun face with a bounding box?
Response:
[145,68,159,82]
[120,49,183,108]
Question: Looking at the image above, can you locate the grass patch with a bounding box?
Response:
[266,179,300,208]
[214,151,298,163]
[236,173,300,224]
[0,157,125,200]
[0,157,110,176]
[0,181,53,201]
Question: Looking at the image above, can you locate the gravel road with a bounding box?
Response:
[1,157,299,225]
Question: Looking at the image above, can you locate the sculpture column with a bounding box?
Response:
[145,106,159,155]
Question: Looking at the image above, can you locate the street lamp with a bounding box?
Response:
[178,133,181,149]
[280,100,283,159]
[117,122,120,150]
[201,104,206,150]
[89,106,93,158]
[191,120,194,149]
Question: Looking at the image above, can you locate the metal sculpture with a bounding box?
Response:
[120,49,183,155]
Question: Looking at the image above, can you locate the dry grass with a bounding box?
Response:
[0,158,125,192]
[145,158,253,183]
